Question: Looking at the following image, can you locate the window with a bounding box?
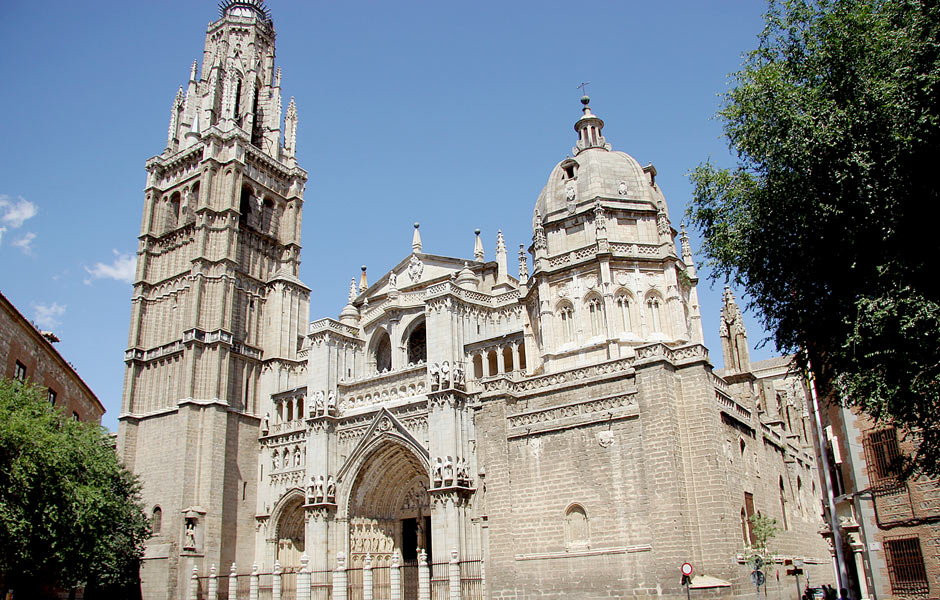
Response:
[373,330,392,373]
[616,292,632,333]
[565,504,590,550]
[743,492,756,546]
[586,296,603,337]
[406,322,427,365]
[558,303,574,343]
[560,159,579,181]
[864,428,902,491]
[72,411,80,421]
[47,388,57,406]
[13,360,26,381]
[885,536,929,595]
[646,296,663,334]
[778,476,789,530]
[152,506,162,535]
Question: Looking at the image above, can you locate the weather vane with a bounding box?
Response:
[577,82,591,96]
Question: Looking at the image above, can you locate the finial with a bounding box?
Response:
[412,222,422,253]
[359,265,368,293]
[348,277,357,303]
[190,60,199,82]
[474,229,484,262]
[275,67,282,88]
[518,244,529,283]
[496,230,506,254]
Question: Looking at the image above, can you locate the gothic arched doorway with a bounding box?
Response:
[347,441,430,570]
[275,494,306,571]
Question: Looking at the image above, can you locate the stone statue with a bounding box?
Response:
[443,456,454,483]
[453,363,464,388]
[184,520,196,550]
[272,451,280,471]
[326,475,336,501]
[440,361,450,388]
[388,271,397,289]
[315,475,326,501]
[306,476,316,503]
[327,390,336,414]
[432,457,443,486]
[293,447,302,467]
[429,363,440,389]
[314,390,324,414]
[261,412,270,434]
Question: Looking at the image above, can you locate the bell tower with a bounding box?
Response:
[117,2,309,597]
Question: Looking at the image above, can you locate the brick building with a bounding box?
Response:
[813,401,940,600]
[0,290,104,423]
[118,2,835,598]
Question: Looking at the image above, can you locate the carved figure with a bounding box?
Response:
[326,475,336,501]
[388,271,397,289]
[440,361,451,388]
[314,390,324,414]
[261,412,270,434]
[327,390,336,414]
[453,363,464,387]
[432,457,443,486]
[293,447,302,467]
[618,180,628,196]
[429,363,440,389]
[184,520,197,550]
[443,456,454,483]
[315,475,325,501]
[273,451,280,471]
[307,476,317,503]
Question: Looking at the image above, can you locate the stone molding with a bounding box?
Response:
[506,391,639,438]
[514,544,652,561]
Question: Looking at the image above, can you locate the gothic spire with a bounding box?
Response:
[474,229,484,262]
[412,222,422,253]
[284,97,298,158]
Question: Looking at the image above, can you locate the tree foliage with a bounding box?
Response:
[0,380,149,597]
[687,0,940,477]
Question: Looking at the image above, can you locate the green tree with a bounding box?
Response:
[0,379,150,598]
[687,0,940,477]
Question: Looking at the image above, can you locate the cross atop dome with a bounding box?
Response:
[573,95,611,155]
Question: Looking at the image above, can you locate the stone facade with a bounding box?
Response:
[121,3,834,598]
[1,290,104,423]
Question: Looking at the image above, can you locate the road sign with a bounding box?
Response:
[751,570,766,587]
[682,563,694,577]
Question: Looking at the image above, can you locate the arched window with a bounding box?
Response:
[797,477,805,518]
[372,329,392,373]
[740,508,750,546]
[557,302,574,343]
[165,192,181,231]
[487,350,498,376]
[152,506,162,535]
[406,322,426,365]
[517,342,527,371]
[565,504,590,550]
[615,291,633,333]
[472,354,483,379]
[646,294,663,334]
[502,346,513,372]
[586,295,603,337]
[779,476,789,530]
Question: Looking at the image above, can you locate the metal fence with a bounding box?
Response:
[188,555,482,600]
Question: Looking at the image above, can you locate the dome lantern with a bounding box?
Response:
[573,96,611,155]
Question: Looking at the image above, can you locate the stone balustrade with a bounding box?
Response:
[338,363,427,411]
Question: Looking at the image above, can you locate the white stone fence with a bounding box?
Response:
[189,548,484,600]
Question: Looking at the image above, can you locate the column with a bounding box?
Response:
[189,565,199,600]
[391,551,402,600]
[298,554,311,600]
[228,563,238,600]
[250,564,259,600]
[419,549,431,600]
[208,564,218,600]
[511,344,521,375]
[363,554,373,600]
[448,549,460,600]
[496,346,505,374]
[333,552,348,600]
[273,560,282,600]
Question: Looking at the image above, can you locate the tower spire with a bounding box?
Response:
[284,98,298,158]
[474,229,484,262]
[720,286,750,373]
[495,229,508,284]
[412,222,422,253]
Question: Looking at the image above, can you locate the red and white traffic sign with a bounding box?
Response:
[681,563,694,577]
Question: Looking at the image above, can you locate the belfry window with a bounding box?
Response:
[616,293,632,333]
[647,296,663,334]
[373,330,392,373]
[558,303,575,343]
[406,322,426,365]
[560,159,579,181]
[587,296,603,337]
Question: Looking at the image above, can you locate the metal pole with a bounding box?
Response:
[806,360,849,591]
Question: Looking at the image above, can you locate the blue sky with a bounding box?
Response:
[0,1,773,431]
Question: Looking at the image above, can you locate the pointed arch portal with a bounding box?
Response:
[274,492,306,571]
[347,440,431,570]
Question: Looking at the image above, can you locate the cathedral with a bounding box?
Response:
[117,2,833,598]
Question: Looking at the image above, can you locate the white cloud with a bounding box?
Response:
[0,195,38,228]
[11,232,36,254]
[33,302,66,330]
[85,250,137,284]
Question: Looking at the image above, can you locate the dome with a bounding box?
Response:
[533,99,660,226]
